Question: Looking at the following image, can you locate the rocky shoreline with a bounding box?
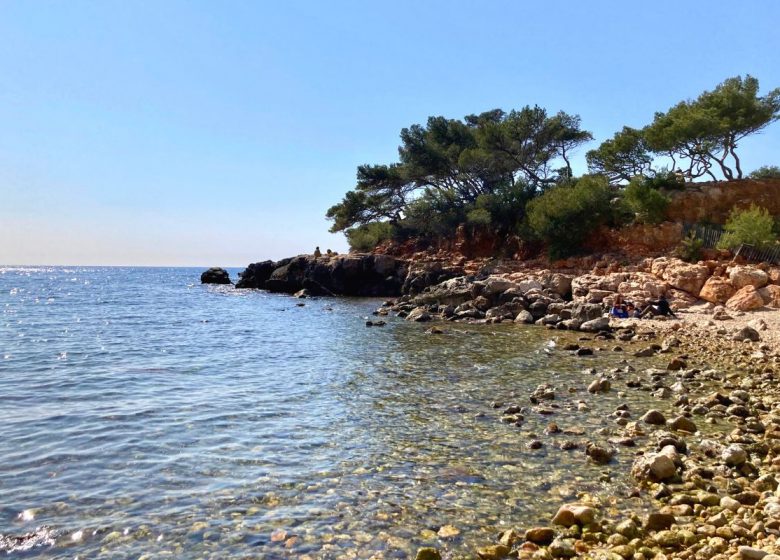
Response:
[420,316,780,560]
[202,254,780,560]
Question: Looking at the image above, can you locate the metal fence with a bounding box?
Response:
[682,223,780,264]
[682,223,723,248]
[735,244,780,265]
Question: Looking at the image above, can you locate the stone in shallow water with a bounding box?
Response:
[415,547,442,560]
[641,409,666,425]
[476,544,511,559]
[668,415,697,433]
[525,527,555,545]
[437,525,459,538]
[551,504,596,527]
[548,537,577,557]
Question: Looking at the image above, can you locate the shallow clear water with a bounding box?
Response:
[0,267,670,559]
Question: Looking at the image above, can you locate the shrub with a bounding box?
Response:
[466,207,492,226]
[674,230,704,262]
[644,169,685,190]
[526,175,615,259]
[622,177,670,224]
[716,204,778,250]
[345,221,396,252]
[749,165,780,179]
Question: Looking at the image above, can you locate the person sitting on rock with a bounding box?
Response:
[626,302,640,318]
[314,246,322,258]
[640,295,677,319]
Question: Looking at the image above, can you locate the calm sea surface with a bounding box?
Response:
[0,266,670,559]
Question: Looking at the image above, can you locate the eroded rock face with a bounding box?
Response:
[726,285,766,311]
[651,258,711,297]
[699,276,736,304]
[200,267,231,284]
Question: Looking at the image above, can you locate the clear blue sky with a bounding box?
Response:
[2,0,779,266]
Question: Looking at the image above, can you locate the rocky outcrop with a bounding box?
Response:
[699,276,736,304]
[726,285,766,311]
[236,254,409,296]
[664,179,780,224]
[235,260,278,289]
[651,258,710,297]
[200,267,231,284]
[729,265,769,290]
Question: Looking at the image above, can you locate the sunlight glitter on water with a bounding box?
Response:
[0,267,683,559]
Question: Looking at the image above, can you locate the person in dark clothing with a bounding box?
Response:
[640,295,677,318]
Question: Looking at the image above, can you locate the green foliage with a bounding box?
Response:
[674,231,704,262]
[466,207,492,226]
[749,165,780,179]
[526,175,615,259]
[326,106,592,235]
[643,75,780,180]
[400,190,466,240]
[344,222,396,252]
[716,204,778,250]
[642,169,685,190]
[622,177,671,224]
[586,126,652,184]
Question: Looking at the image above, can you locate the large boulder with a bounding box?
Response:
[729,266,769,290]
[651,258,711,297]
[543,273,574,298]
[482,276,516,295]
[726,285,766,311]
[699,276,736,304]
[759,285,780,308]
[403,261,463,295]
[236,260,277,289]
[580,317,610,332]
[412,276,475,306]
[200,267,231,284]
[570,302,604,322]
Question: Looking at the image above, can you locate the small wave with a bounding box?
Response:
[0,526,57,553]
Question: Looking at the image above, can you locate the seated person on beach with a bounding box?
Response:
[610,303,628,318]
[640,295,677,319]
[626,302,640,318]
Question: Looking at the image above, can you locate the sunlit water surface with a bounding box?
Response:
[0,267,673,559]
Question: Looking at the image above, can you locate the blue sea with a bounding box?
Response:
[0,266,668,559]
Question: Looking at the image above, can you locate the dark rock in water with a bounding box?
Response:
[200,267,231,284]
[236,254,409,296]
[235,260,277,288]
[586,442,616,464]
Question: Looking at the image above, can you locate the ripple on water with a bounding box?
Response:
[0,267,705,558]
